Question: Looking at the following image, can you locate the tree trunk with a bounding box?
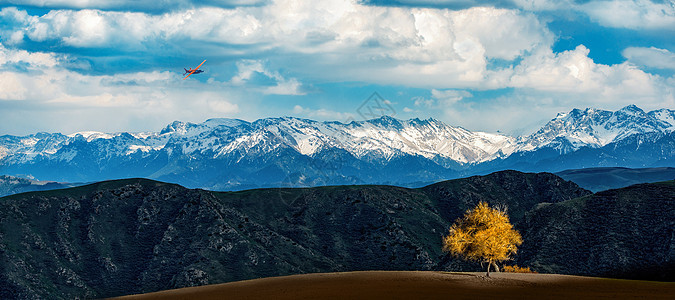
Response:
[491,261,500,273]
[486,260,491,277]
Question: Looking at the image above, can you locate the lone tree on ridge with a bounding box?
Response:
[442,201,523,277]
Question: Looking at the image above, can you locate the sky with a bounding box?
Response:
[0,0,674,136]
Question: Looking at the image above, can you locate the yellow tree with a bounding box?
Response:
[443,201,523,277]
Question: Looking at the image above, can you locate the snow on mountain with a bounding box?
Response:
[518,105,675,153]
[335,117,515,163]
[0,105,673,168]
[231,116,515,163]
[649,108,675,130]
[67,131,115,142]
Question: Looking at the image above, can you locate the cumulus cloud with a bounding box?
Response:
[292,105,355,121]
[431,89,472,105]
[0,0,673,135]
[5,0,268,13]
[508,44,671,104]
[2,1,658,95]
[513,0,675,30]
[0,72,26,100]
[231,59,305,95]
[579,0,675,30]
[366,0,675,31]
[623,47,675,70]
[413,96,435,108]
[0,43,59,68]
[0,7,35,45]
[0,44,243,134]
[1,2,551,86]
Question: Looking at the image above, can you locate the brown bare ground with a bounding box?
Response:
[114,271,675,300]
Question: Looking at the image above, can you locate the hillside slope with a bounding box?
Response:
[517,181,675,281]
[2,172,673,298]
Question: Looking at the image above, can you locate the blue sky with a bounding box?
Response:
[0,0,673,136]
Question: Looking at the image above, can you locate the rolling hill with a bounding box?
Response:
[1,171,672,299]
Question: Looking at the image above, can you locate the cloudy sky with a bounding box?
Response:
[0,0,673,136]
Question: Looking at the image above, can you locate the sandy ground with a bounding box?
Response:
[114,271,675,300]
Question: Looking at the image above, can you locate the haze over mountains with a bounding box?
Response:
[1,105,673,190]
[0,175,76,197]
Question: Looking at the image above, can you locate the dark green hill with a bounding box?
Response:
[2,171,670,299]
[517,181,675,281]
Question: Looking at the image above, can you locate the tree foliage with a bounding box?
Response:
[443,201,523,276]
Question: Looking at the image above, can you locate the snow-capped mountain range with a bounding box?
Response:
[1,105,674,190]
[520,104,675,152]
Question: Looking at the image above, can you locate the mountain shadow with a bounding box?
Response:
[517,181,675,281]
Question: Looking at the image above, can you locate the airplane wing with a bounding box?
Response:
[183,59,207,80]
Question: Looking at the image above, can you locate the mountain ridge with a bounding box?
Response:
[1,171,672,299]
[1,105,674,190]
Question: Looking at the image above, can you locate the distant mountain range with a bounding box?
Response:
[1,171,672,298]
[0,175,78,197]
[555,167,675,192]
[1,105,673,190]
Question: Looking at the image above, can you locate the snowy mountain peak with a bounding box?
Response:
[203,118,249,128]
[617,104,645,115]
[521,105,674,152]
[649,108,675,130]
[67,131,114,141]
[1,105,672,169]
[366,115,403,129]
[555,112,568,119]
[160,121,188,135]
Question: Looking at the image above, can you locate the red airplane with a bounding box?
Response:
[183,59,206,80]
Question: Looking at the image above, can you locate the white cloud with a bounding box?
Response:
[208,98,240,113]
[230,60,265,85]
[292,105,354,121]
[5,0,268,11]
[623,47,675,70]
[0,7,35,45]
[0,44,245,134]
[509,45,601,92]
[3,2,550,87]
[438,93,567,135]
[413,96,435,107]
[579,0,675,30]
[4,2,656,98]
[0,43,59,68]
[0,1,673,135]
[511,0,573,11]
[506,44,672,106]
[0,72,26,100]
[451,7,552,60]
[264,78,304,95]
[431,89,472,105]
[231,59,305,95]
